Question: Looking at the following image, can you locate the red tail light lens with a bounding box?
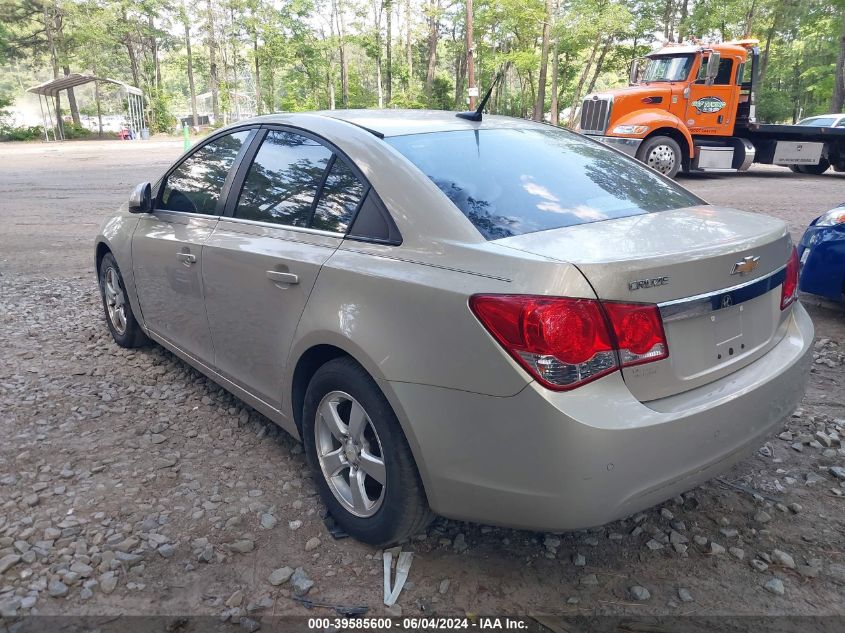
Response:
[780,246,799,310]
[602,301,669,367]
[469,295,669,391]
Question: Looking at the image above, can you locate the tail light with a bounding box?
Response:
[780,246,799,310]
[602,302,669,367]
[469,295,669,391]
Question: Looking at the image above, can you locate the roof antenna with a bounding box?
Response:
[456,72,503,121]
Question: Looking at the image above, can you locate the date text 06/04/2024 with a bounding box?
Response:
[306,617,529,630]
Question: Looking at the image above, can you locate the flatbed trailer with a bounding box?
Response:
[579,39,845,177]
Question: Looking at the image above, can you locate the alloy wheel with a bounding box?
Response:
[103,267,127,335]
[314,390,386,517]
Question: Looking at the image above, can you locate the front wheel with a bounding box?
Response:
[98,252,150,348]
[302,357,433,545]
[636,135,682,179]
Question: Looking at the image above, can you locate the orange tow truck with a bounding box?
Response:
[578,39,845,178]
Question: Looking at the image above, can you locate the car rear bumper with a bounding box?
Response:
[387,303,813,531]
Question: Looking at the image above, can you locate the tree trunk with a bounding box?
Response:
[332,0,349,108]
[759,7,782,87]
[678,0,689,41]
[374,0,384,108]
[663,0,675,42]
[425,0,439,90]
[184,5,199,126]
[466,0,475,109]
[831,8,845,112]
[49,1,81,127]
[149,14,161,90]
[43,3,63,137]
[454,24,466,108]
[533,0,552,121]
[585,38,611,95]
[405,0,412,91]
[550,27,560,123]
[63,66,81,126]
[386,0,393,104]
[207,0,221,122]
[253,33,261,116]
[92,58,103,136]
[743,0,757,37]
[567,35,601,128]
[121,10,141,89]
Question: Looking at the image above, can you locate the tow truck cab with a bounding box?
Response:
[579,39,845,178]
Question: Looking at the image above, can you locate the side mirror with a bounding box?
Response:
[705,51,721,85]
[629,58,640,85]
[129,182,152,214]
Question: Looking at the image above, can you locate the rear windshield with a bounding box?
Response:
[386,128,701,240]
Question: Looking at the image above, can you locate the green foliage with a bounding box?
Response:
[62,122,92,139]
[0,122,44,141]
[0,0,842,134]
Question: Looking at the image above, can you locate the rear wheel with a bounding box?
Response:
[302,357,433,545]
[636,135,682,178]
[800,158,830,175]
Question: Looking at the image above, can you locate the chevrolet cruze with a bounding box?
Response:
[95,110,813,545]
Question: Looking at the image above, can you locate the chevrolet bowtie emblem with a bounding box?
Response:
[731,255,760,275]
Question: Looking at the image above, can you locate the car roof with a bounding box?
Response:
[244,109,547,138]
[799,114,844,123]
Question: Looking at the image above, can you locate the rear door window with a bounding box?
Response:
[160,130,250,214]
[387,128,701,240]
[235,130,333,227]
[311,158,367,232]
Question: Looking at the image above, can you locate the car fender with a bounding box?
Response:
[95,207,146,330]
[613,109,695,158]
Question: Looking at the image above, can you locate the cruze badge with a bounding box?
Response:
[628,276,669,291]
[731,255,760,276]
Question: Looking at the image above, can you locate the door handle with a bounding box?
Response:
[266,270,299,285]
[176,252,196,265]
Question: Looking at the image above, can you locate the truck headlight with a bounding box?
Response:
[612,124,649,135]
[816,207,845,226]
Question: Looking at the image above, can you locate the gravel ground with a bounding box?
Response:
[1,139,844,623]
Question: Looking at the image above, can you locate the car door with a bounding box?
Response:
[132,128,255,364]
[202,127,369,408]
[686,54,738,136]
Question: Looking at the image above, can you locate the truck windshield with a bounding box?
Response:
[642,55,694,82]
[386,128,701,240]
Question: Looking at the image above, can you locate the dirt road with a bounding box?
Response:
[1,139,844,624]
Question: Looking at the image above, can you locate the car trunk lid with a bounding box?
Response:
[495,205,793,401]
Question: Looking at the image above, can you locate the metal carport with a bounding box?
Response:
[27,74,146,141]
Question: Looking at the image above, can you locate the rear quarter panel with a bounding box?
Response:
[285,239,598,399]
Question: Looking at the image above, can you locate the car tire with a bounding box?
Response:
[636,135,682,178]
[98,252,150,348]
[798,158,830,175]
[302,357,433,545]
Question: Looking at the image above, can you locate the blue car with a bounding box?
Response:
[798,205,845,302]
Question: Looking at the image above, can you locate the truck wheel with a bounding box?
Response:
[799,158,830,175]
[788,165,804,173]
[636,135,682,178]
